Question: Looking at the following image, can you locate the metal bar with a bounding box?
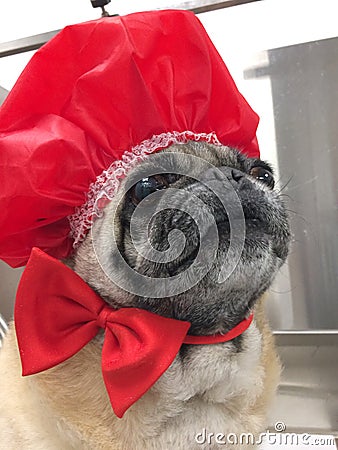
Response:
[0,31,59,58]
[274,330,338,347]
[0,0,262,58]
[189,0,262,14]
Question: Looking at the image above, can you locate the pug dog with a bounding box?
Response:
[0,141,290,449]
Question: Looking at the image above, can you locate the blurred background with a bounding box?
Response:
[0,0,337,439]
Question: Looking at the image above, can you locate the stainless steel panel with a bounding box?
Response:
[265,38,338,330]
[0,262,22,322]
[264,35,338,431]
[0,85,8,103]
[268,337,338,436]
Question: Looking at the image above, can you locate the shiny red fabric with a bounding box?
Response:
[184,314,253,344]
[15,248,254,417]
[0,10,259,267]
[15,248,191,418]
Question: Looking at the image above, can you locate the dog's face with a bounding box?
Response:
[74,142,290,335]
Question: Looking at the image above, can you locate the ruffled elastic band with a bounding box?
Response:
[68,131,223,247]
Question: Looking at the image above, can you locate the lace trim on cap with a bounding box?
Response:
[68,131,222,247]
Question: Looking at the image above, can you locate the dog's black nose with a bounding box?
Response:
[201,167,245,188]
[228,168,245,183]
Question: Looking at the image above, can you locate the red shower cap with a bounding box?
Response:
[0,10,259,267]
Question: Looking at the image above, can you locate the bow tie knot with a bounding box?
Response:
[96,304,114,329]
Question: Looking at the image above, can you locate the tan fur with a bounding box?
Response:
[0,297,280,449]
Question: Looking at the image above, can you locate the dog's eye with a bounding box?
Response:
[131,175,169,205]
[249,166,274,189]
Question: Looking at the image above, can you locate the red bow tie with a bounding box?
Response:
[15,248,253,418]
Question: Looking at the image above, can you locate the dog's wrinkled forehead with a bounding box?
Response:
[124,143,247,187]
[119,142,276,203]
